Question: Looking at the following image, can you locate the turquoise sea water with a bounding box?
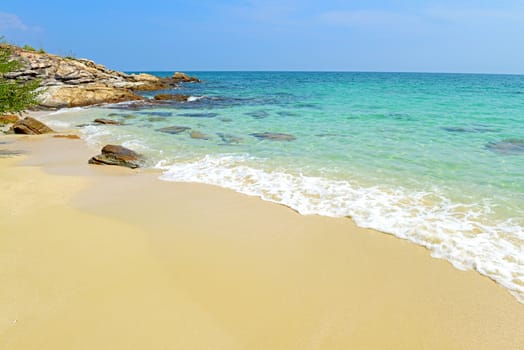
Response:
[42,72,524,302]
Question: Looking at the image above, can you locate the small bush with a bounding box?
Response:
[22,44,36,52]
[38,48,46,54]
[0,46,42,115]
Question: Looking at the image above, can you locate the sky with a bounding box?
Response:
[1,0,524,73]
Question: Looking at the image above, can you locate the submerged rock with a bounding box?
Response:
[12,117,54,134]
[94,118,123,125]
[153,93,190,101]
[190,131,210,140]
[486,139,524,155]
[245,110,269,119]
[156,126,191,134]
[139,111,173,117]
[442,126,497,133]
[0,115,19,125]
[88,144,143,169]
[250,132,296,141]
[178,112,218,118]
[217,133,243,144]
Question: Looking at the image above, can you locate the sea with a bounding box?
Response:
[40,72,524,302]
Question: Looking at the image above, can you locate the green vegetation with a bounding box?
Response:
[38,48,46,54]
[22,44,36,52]
[0,44,42,115]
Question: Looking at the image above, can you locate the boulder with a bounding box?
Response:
[0,115,20,125]
[154,93,190,101]
[88,144,143,169]
[250,132,296,141]
[94,118,123,125]
[172,72,201,83]
[12,117,54,134]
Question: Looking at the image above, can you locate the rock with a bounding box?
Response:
[0,115,20,125]
[94,118,123,125]
[250,132,296,141]
[53,134,80,139]
[38,85,143,108]
[154,93,190,101]
[88,144,143,169]
[12,117,54,134]
[190,131,210,140]
[156,126,191,134]
[172,72,201,83]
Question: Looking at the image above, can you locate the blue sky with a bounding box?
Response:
[1,0,523,73]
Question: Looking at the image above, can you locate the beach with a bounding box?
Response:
[1,133,523,349]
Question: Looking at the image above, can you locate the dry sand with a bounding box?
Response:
[1,135,523,349]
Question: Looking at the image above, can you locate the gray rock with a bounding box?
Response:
[88,144,143,169]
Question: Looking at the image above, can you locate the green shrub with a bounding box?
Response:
[22,44,36,52]
[0,46,42,115]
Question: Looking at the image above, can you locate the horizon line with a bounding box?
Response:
[122,69,524,77]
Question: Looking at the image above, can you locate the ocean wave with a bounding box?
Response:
[157,154,524,303]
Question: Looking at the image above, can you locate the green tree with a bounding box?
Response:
[0,44,41,115]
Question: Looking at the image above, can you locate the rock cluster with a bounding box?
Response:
[3,45,200,108]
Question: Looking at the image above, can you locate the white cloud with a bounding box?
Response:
[0,12,28,31]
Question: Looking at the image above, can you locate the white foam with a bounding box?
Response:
[44,120,73,131]
[187,95,204,102]
[48,107,85,115]
[158,154,524,303]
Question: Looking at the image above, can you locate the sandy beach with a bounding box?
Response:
[0,134,523,349]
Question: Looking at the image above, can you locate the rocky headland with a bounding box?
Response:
[3,44,200,108]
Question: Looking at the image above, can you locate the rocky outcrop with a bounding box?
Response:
[88,144,143,169]
[39,85,143,108]
[172,72,201,83]
[12,117,54,134]
[3,45,200,108]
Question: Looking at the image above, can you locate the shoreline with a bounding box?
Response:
[1,125,524,348]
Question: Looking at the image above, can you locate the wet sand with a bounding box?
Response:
[1,135,523,349]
